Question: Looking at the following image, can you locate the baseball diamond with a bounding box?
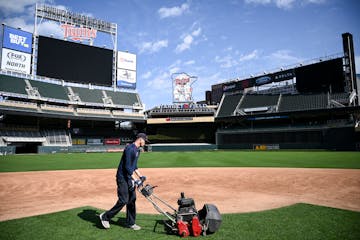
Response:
[1,1,360,239]
[0,167,359,222]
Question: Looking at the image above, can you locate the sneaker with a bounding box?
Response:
[99,212,110,229]
[128,224,141,231]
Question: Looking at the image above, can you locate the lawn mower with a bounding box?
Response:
[136,181,222,237]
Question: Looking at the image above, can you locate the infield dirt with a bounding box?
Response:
[0,167,359,221]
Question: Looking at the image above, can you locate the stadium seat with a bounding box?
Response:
[278,93,328,112]
[240,94,279,108]
[29,80,70,101]
[71,87,105,104]
[216,93,242,117]
[0,74,27,95]
[105,90,141,106]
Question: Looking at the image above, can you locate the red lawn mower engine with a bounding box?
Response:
[138,183,221,238]
[166,192,222,237]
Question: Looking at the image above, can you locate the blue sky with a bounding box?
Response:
[0,0,359,109]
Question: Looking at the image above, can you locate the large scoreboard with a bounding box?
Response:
[295,58,344,93]
[36,35,113,86]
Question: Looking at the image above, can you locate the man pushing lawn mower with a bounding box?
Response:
[99,132,222,237]
[99,133,149,231]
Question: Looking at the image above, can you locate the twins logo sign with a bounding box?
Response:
[172,73,197,103]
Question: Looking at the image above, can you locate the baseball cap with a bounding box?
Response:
[136,133,149,143]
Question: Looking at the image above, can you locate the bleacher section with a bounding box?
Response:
[330,92,349,104]
[216,92,352,118]
[0,74,27,96]
[0,72,143,109]
[41,129,71,146]
[0,128,71,148]
[0,72,145,120]
[0,129,46,145]
[105,91,140,106]
[278,93,328,112]
[71,87,104,105]
[29,80,69,101]
[239,94,279,113]
[216,94,242,117]
[240,95,279,108]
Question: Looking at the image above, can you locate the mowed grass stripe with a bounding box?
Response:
[0,151,360,172]
[0,204,359,240]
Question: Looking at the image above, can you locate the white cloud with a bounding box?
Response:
[37,20,65,37]
[158,2,189,19]
[169,59,182,69]
[1,1,69,36]
[305,0,325,3]
[146,71,171,90]
[138,40,168,54]
[215,49,260,68]
[266,50,303,63]
[0,0,40,15]
[170,67,181,74]
[175,34,193,53]
[244,0,271,5]
[275,0,295,9]
[215,55,237,68]
[239,49,259,62]
[244,0,325,10]
[2,16,33,32]
[141,71,152,79]
[175,27,202,53]
[245,0,295,9]
[184,60,195,65]
[192,28,202,37]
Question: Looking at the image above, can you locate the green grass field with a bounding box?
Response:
[0,204,359,240]
[1,150,360,172]
[1,150,359,239]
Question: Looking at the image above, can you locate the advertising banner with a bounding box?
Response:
[1,48,31,74]
[254,75,272,86]
[117,69,136,88]
[117,51,136,89]
[117,51,136,71]
[104,138,120,145]
[272,69,295,83]
[2,26,33,53]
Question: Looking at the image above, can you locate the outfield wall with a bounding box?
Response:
[0,146,16,155]
[38,145,125,154]
[216,126,358,150]
[149,143,217,151]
